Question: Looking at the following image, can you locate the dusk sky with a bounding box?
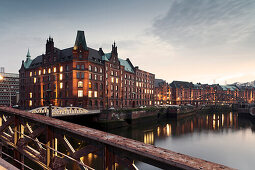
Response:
[1,0,255,84]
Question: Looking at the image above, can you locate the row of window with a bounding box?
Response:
[78,90,98,98]
[29,66,67,77]
[88,65,103,73]
[88,73,103,81]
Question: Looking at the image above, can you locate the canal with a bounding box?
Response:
[83,111,255,170]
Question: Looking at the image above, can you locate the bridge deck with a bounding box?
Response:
[29,106,100,117]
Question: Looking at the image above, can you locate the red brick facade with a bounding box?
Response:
[19,31,155,110]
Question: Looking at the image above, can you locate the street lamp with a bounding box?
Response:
[0,74,12,107]
[46,89,52,117]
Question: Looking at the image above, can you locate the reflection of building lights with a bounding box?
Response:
[166,124,171,136]
[157,127,160,136]
[88,153,93,164]
[213,114,216,130]
[144,131,154,144]
[222,114,224,126]
[230,112,233,126]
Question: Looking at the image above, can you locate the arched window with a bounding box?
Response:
[78,81,83,88]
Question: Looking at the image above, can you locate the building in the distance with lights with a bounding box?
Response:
[0,67,19,106]
[19,30,155,110]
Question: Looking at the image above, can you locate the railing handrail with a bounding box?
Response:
[0,106,234,170]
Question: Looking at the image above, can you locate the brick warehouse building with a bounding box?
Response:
[19,30,155,110]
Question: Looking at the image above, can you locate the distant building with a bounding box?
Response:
[154,79,170,105]
[19,30,155,110]
[0,69,19,106]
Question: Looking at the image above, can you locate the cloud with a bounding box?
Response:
[152,0,255,49]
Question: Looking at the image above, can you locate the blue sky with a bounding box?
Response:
[1,0,255,84]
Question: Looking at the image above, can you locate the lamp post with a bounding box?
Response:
[0,75,12,107]
[46,89,52,117]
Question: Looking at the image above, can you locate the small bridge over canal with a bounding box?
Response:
[0,107,233,170]
[29,106,100,117]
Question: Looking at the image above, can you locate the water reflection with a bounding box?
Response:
[71,112,255,170]
[108,112,255,170]
[150,112,238,138]
[144,130,154,144]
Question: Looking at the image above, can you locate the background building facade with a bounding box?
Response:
[0,67,19,106]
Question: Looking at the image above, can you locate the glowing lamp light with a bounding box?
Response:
[0,75,3,81]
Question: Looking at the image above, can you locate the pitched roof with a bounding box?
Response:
[220,85,239,91]
[29,55,42,68]
[118,58,134,73]
[170,81,194,88]
[101,53,134,73]
[155,79,166,87]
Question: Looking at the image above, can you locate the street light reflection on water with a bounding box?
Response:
[107,111,255,170]
[72,112,254,170]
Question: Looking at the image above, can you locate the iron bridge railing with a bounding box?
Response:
[0,107,233,170]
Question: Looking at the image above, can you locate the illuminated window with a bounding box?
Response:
[89,73,92,80]
[94,91,98,98]
[59,74,63,80]
[88,91,92,98]
[48,68,51,74]
[29,92,32,98]
[29,100,32,107]
[89,65,92,71]
[89,82,92,89]
[111,71,113,76]
[106,73,108,79]
[115,72,118,76]
[95,75,97,80]
[116,78,118,83]
[95,67,97,72]
[111,77,114,83]
[100,68,102,73]
[78,90,83,97]
[60,82,63,89]
[53,67,56,72]
[78,81,83,88]
[30,72,32,77]
[100,76,102,81]
[38,70,41,75]
[43,69,46,74]
[33,78,37,83]
[34,71,37,76]
[60,66,63,72]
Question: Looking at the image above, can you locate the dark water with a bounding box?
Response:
[104,112,255,170]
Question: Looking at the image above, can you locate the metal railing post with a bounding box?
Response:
[14,116,24,169]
